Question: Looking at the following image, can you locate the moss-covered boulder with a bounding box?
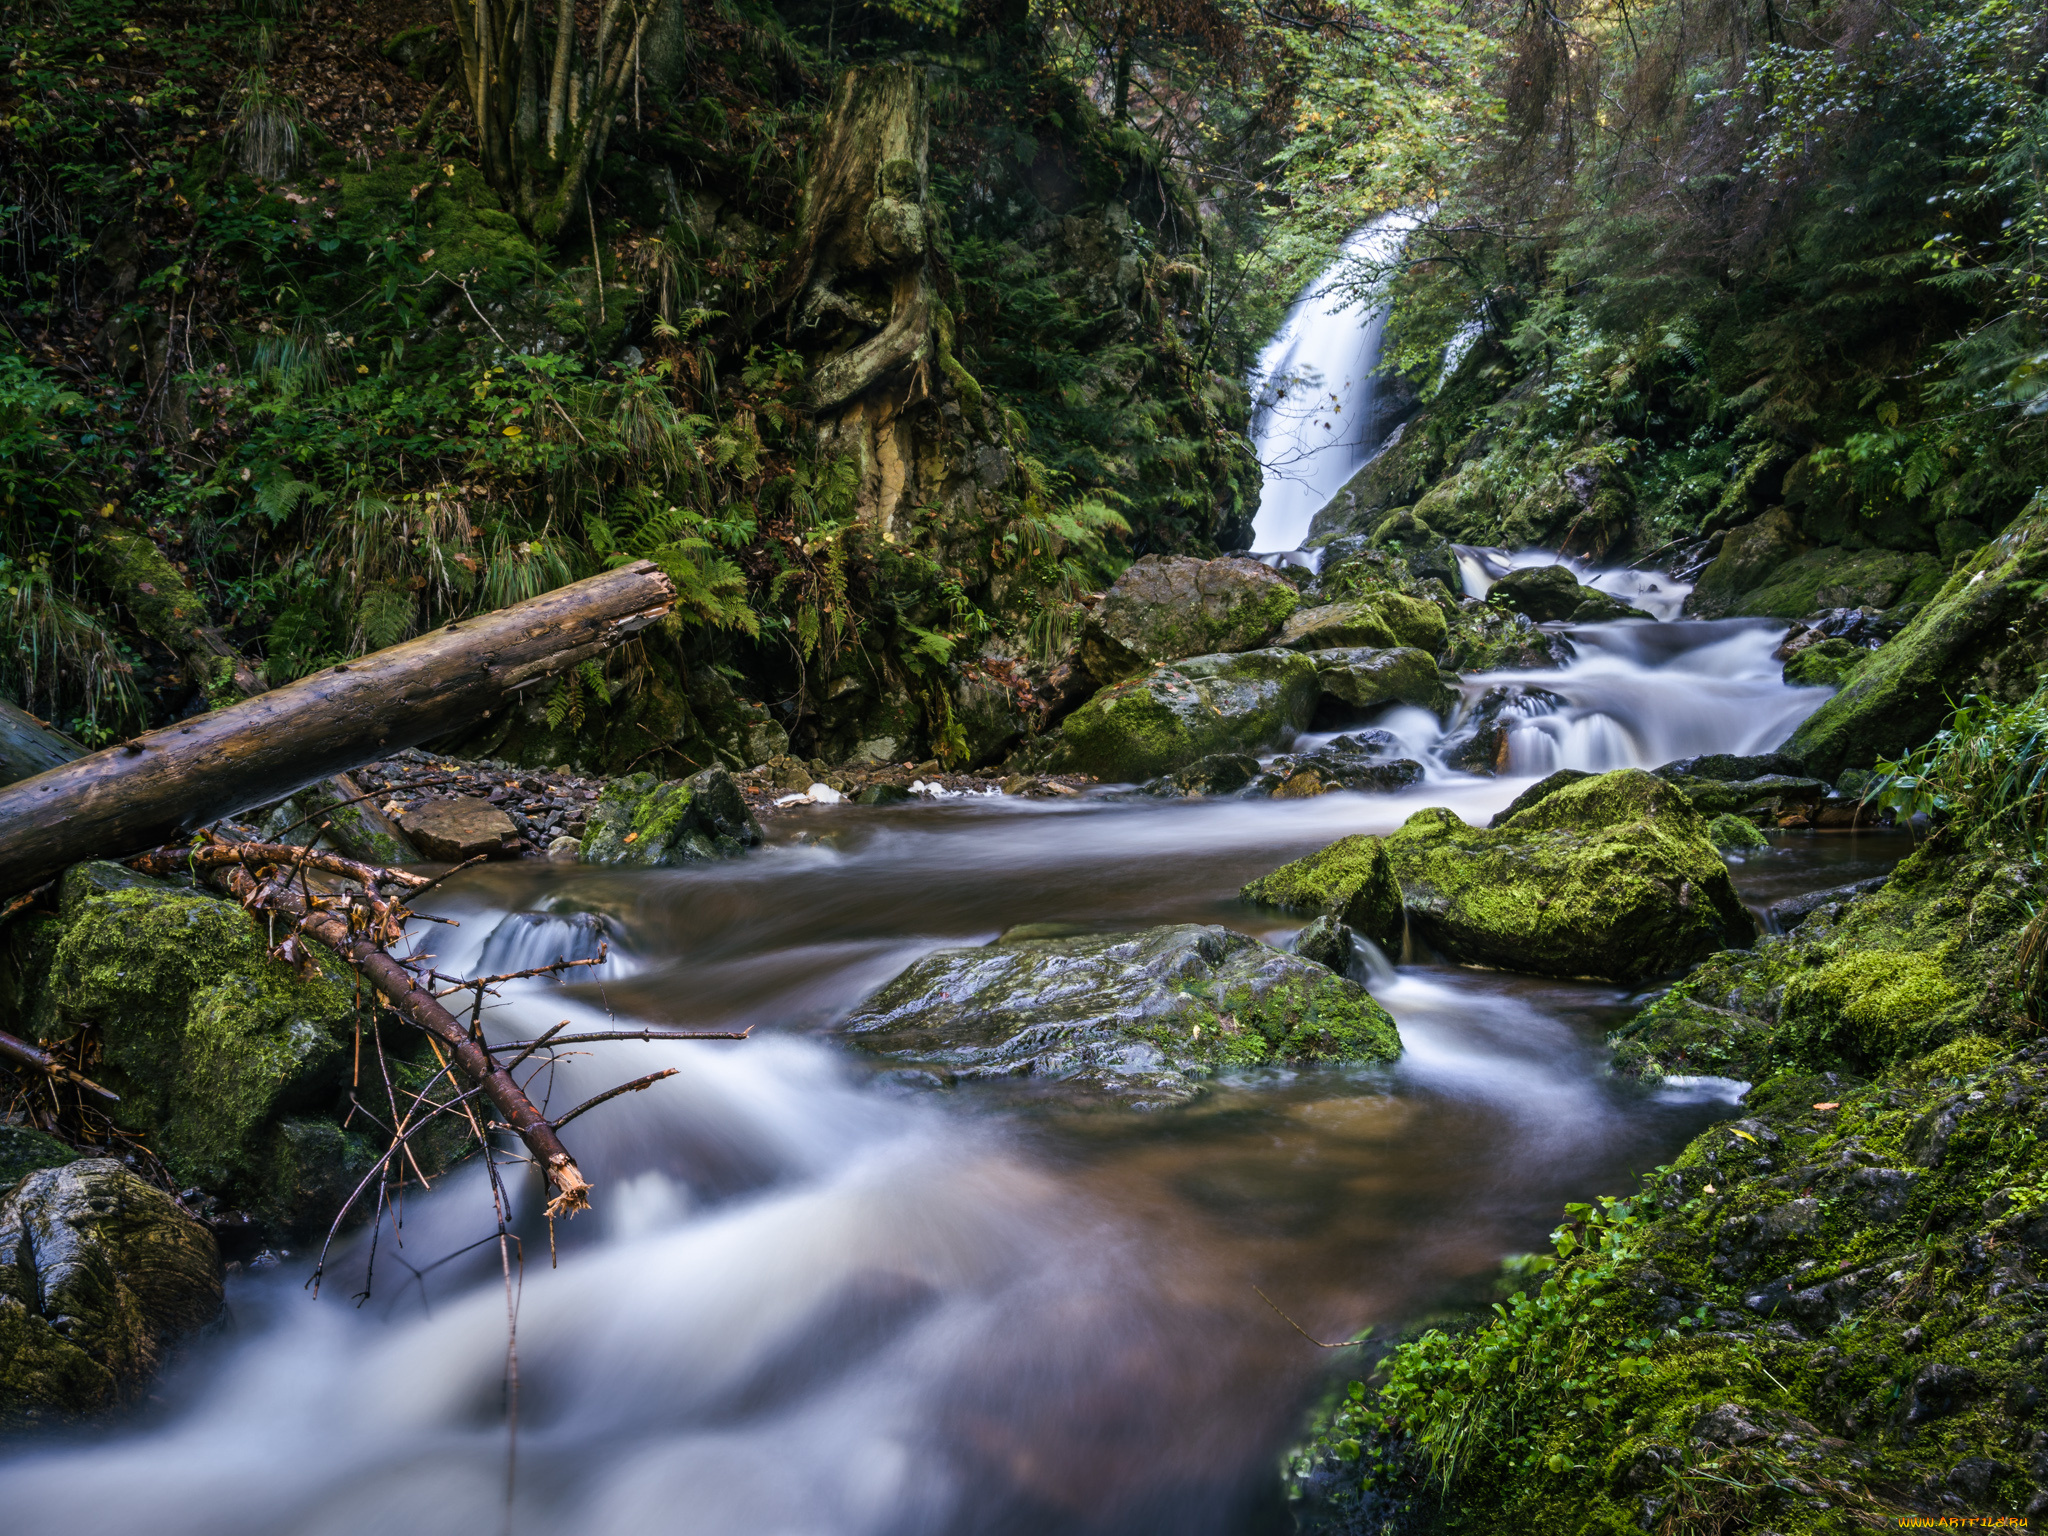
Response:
[1280,593,1448,656]
[1309,646,1452,717]
[1690,514,1948,620]
[1784,517,2048,781]
[1295,1034,2048,1533]
[1240,835,1405,953]
[1052,649,1319,782]
[40,865,358,1196]
[1705,812,1769,850]
[1076,555,1299,681]
[0,1159,222,1429]
[1488,563,1647,623]
[579,765,764,865]
[840,923,1400,1108]
[1661,772,1828,818]
[1612,843,2032,1082]
[1383,769,1755,982]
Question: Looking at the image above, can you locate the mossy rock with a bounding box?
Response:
[840,923,1400,1108]
[579,765,764,865]
[1783,637,1865,688]
[1052,649,1319,782]
[1487,563,1646,623]
[0,1160,222,1429]
[41,868,358,1196]
[1612,843,2033,1082]
[1661,772,1828,818]
[1308,646,1452,717]
[1692,521,1946,621]
[1280,593,1448,655]
[1705,812,1769,850]
[1784,516,2048,780]
[1383,769,1755,982]
[1240,835,1405,954]
[1306,1031,2048,1529]
[1077,555,1299,681]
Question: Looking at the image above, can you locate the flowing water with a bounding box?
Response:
[0,607,1916,1536]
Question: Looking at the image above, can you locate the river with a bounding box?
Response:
[0,588,1914,1534]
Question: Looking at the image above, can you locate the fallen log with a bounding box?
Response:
[131,840,594,1215]
[0,561,676,899]
[0,700,81,788]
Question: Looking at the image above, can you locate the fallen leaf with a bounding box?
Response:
[1703,1183,1717,1194]
[1813,1102,1839,1111]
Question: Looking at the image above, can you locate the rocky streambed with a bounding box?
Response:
[0,542,2038,1532]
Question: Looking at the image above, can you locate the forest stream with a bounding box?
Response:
[0,583,1916,1536]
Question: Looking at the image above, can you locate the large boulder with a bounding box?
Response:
[1689,519,1947,621]
[1078,556,1299,681]
[0,1160,222,1428]
[1279,593,1447,656]
[840,923,1400,1108]
[1784,518,2048,781]
[35,864,359,1197]
[1382,769,1755,981]
[1309,646,1452,717]
[1240,835,1405,953]
[579,765,764,865]
[1053,649,1318,782]
[1487,564,1647,623]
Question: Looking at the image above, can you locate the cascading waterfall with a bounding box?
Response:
[1248,212,1420,553]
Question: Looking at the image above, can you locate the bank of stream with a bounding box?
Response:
[0,597,1915,1534]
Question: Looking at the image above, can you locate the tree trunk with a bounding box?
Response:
[0,562,676,899]
[783,63,984,541]
[0,701,80,789]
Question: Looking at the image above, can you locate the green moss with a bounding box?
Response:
[1054,649,1319,781]
[44,880,356,1193]
[1228,976,1401,1064]
[1783,637,1865,688]
[1704,811,1768,849]
[1381,771,1754,982]
[0,1124,77,1187]
[1781,947,1967,1066]
[933,305,985,425]
[1240,835,1404,953]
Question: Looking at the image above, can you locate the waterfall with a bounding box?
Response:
[1248,212,1419,553]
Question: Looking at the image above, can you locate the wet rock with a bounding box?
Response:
[1384,768,1755,982]
[397,797,519,861]
[0,1160,222,1428]
[1051,649,1319,782]
[1783,636,1865,688]
[0,1124,77,1187]
[39,871,357,1198]
[1308,646,1452,718]
[1692,525,1946,620]
[1241,834,1405,954]
[1659,773,1828,818]
[1486,564,1646,623]
[1441,684,1565,775]
[1078,555,1299,681]
[1785,515,2048,780]
[1654,752,1807,783]
[1705,812,1769,850]
[1279,594,1447,656]
[579,766,764,865]
[1488,768,1594,826]
[1137,752,1262,799]
[1292,916,1357,975]
[1765,876,1889,934]
[1905,1361,1977,1424]
[840,923,1400,1107]
[1247,744,1425,800]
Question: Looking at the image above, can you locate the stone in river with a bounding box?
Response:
[840,923,1400,1108]
[1279,593,1447,655]
[579,766,764,866]
[1308,646,1453,717]
[1051,649,1319,782]
[0,1160,223,1428]
[1382,767,1755,982]
[1488,564,1647,623]
[1240,834,1405,954]
[398,798,519,860]
[1078,555,1300,681]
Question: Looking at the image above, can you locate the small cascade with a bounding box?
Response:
[476,909,620,976]
[1451,545,1692,623]
[1248,212,1420,553]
